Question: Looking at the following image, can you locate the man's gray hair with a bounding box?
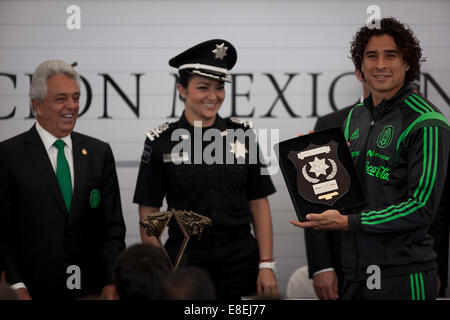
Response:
[29,60,81,102]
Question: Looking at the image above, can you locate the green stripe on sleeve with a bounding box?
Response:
[422,127,439,206]
[412,94,434,111]
[361,127,431,220]
[413,127,429,199]
[408,96,433,112]
[415,274,420,300]
[361,127,437,224]
[419,127,433,202]
[405,99,425,115]
[410,274,415,300]
[419,273,425,300]
[396,112,448,151]
[344,103,363,141]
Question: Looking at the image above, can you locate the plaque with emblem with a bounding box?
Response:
[275,127,366,221]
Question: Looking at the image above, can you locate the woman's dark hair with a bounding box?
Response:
[177,70,196,89]
[350,17,422,82]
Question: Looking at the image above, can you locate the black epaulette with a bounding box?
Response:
[228,117,254,129]
[145,122,174,142]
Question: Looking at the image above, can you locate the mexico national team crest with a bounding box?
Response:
[287,140,351,206]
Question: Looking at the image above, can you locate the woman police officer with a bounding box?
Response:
[133,39,278,299]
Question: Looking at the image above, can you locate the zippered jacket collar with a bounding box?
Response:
[364,82,413,119]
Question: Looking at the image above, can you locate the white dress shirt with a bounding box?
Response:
[35,121,74,191]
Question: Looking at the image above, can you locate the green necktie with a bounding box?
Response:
[53,139,72,212]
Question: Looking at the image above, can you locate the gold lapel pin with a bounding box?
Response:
[82,149,88,155]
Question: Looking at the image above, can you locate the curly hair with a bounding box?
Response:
[350,17,422,82]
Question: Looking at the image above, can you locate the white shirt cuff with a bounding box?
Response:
[10,282,26,290]
[312,268,335,277]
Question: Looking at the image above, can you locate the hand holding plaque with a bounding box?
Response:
[275,127,366,221]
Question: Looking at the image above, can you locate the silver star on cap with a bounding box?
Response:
[212,43,228,60]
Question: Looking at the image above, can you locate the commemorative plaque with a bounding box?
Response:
[275,127,366,221]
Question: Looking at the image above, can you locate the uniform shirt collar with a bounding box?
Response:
[35,121,72,151]
[179,111,226,131]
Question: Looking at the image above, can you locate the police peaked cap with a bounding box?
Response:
[169,39,237,83]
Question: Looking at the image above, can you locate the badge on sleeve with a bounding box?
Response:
[89,189,101,208]
[141,143,152,164]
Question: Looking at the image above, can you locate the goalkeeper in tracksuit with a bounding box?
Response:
[291,17,449,300]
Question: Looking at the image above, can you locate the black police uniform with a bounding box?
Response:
[134,38,276,299]
[133,112,276,299]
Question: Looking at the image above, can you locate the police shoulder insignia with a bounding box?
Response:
[141,142,152,164]
[145,122,171,141]
[229,117,254,129]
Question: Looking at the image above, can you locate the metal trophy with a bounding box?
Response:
[140,208,212,270]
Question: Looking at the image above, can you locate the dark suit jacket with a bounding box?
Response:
[304,105,353,288]
[0,125,126,299]
[428,156,450,296]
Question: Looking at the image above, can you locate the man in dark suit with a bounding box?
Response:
[303,105,351,300]
[0,60,126,300]
[408,81,450,297]
[428,157,450,297]
[304,70,369,300]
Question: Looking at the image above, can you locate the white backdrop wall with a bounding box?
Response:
[1,0,449,295]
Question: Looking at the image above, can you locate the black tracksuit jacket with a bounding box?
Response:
[342,82,450,280]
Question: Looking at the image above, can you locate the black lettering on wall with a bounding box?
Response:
[99,73,144,119]
[328,71,354,112]
[261,73,299,118]
[25,73,35,119]
[0,73,17,119]
[230,73,254,118]
[308,72,322,117]
[78,75,92,117]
